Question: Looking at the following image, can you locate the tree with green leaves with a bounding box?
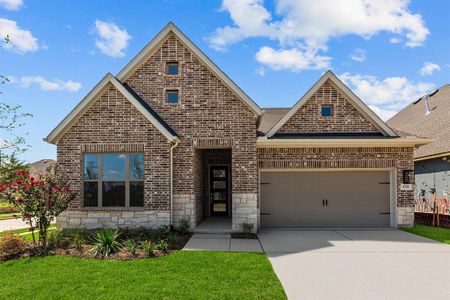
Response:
[0,35,32,182]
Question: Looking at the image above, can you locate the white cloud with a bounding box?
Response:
[0,18,39,53]
[274,0,429,47]
[256,67,266,76]
[9,76,82,92]
[256,46,330,72]
[350,48,366,62]
[209,0,277,51]
[339,72,435,120]
[419,62,441,76]
[0,0,23,11]
[94,20,131,58]
[368,105,398,121]
[210,0,429,73]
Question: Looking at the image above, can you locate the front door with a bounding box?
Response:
[210,166,229,216]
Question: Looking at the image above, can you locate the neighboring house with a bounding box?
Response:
[45,23,428,232]
[388,84,450,201]
[29,159,57,176]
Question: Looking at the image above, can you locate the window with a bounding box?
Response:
[166,62,179,75]
[321,105,333,117]
[166,90,179,104]
[83,153,144,207]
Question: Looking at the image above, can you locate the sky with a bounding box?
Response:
[0,0,449,163]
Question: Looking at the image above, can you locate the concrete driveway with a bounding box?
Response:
[258,230,450,300]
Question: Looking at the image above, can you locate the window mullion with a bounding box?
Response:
[98,154,103,207]
[126,154,130,207]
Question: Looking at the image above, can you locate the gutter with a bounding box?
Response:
[169,138,180,228]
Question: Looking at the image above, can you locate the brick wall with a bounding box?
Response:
[277,79,380,134]
[57,86,171,211]
[125,33,259,229]
[125,34,258,196]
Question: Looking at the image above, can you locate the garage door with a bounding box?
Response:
[260,171,391,228]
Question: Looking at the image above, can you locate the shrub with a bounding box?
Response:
[167,233,177,246]
[90,228,121,257]
[70,229,86,250]
[179,217,191,235]
[141,240,156,257]
[46,230,66,250]
[123,239,138,256]
[242,223,254,234]
[0,234,26,257]
[0,167,76,248]
[158,224,171,239]
[156,239,169,254]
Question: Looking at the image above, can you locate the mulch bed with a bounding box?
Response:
[1,232,193,261]
[230,233,257,239]
[415,212,450,228]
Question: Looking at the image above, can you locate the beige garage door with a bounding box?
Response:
[260,171,391,228]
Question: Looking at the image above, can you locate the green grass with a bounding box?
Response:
[402,225,450,244]
[0,212,21,220]
[0,224,56,242]
[0,251,286,299]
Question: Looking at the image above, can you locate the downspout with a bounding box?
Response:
[170,138,180,228]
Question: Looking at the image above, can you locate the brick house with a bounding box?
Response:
[45,23,428,232]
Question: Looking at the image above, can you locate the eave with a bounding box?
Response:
[256,137,432,148]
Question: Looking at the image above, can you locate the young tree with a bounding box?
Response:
[0,35,32,181]
[1,34,32,153]
[0,167,76,248]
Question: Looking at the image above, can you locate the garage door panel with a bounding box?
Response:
[260,171,391,228]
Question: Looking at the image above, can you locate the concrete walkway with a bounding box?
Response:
[259,229,450,300]
[183,233,263,252]
[0,218,30,232]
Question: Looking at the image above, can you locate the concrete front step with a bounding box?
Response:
[183,233,263,252]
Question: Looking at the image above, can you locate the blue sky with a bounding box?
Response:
[0,0,449,163]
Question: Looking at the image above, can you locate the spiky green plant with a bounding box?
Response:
[90,228,121,257]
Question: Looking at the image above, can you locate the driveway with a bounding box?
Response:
[258,230,450,300]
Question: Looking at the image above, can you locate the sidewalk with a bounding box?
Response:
[0,218,30,232]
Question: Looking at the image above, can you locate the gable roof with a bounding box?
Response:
[44,73,179,144]
[116,22,262,116]
[387,84,450,159]
[266,70,397,137]
[258,108,290,135]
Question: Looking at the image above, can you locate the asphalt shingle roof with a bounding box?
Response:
[257,108,290,135]
[387,84,450,159]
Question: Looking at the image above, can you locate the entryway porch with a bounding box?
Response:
[194,216,232,234]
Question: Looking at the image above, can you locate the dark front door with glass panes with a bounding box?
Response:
[210,166,229,216]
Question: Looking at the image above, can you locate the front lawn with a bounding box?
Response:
[0,251,286,299]
[402,225,450,244]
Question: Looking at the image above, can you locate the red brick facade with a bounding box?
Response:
[277,79,380,134]
[57,86,171,210]
[54,27,416,230]
[125,34,258,196]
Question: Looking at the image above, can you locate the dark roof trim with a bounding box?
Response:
[122,83,178,137]
[271,132,386,139]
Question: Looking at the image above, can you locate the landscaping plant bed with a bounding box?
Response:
[231,232,258,239]
[1,227,192,262]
